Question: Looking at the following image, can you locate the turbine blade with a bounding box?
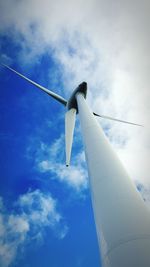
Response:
[1,63,67,106]
[65,108,76,167]
[93,112,143,127]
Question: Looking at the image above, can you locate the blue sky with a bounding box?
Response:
[0,1,150,267]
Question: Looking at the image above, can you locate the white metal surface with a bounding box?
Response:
[76,93,150,267]
[65,108,76,166]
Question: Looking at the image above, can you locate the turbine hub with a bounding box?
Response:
[67,82,87,111]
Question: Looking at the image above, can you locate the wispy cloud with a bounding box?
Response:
[39,160,87,191]
[0,190,68,267]
[28,134,88,192]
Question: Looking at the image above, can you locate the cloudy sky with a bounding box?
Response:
[0,0,150,266]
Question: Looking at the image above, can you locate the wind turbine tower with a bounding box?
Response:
[2,64,150,267]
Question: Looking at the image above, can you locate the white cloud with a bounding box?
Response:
[18,189,62,226]
[0,190,68,267]
[35,135,88,192]
[8,215,30,233]
[1,0,150,197]
[39,160,87,190]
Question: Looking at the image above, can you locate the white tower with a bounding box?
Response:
[76,92,150,267]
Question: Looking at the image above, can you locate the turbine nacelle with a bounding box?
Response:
[67,82,87,111]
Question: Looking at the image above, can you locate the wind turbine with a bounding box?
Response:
[2,64,150,267]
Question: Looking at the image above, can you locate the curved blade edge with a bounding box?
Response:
[1,63,67,106]
[93,112,143,127]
